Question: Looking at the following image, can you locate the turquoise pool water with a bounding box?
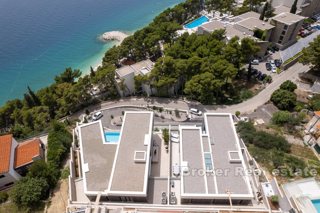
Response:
[312,199,320,213]
[184,16,209,29]
[104,132,120,143]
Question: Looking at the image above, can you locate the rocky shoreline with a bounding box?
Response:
[99,31,128,43]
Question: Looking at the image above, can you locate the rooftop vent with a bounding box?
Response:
[228,151,241,163]
[134,151,146,163]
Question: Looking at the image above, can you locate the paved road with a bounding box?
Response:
[211,63,310,114]
[75,63,309,118]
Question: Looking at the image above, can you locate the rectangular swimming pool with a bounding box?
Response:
[312,199,320,213]
[104,131,120,143]
[184,16,209,29]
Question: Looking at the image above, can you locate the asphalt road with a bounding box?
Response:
[76,62,309,118]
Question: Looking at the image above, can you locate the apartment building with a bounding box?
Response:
[273,0,320,17]
[270,12,305,49]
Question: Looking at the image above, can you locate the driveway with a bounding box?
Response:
[280,31,320,62]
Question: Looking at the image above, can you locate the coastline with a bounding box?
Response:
[80,31,131,75]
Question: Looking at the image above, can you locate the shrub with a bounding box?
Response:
[47,122,72,168]
[263,75,272,83]
[10,177,49,208]
[280,80,297,92]
[0,191,8,203]
[272,111,292,125]
[162,128,169,145]
[235,111,241,117]
[240,89,253,100]
[271,195,279,204]
[27,160,59,189]
[310,95,320,111]
[271,89,296,110]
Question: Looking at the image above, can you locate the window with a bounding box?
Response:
[282,30,286,35]
[284,25,288,30]
[204,153,213,171]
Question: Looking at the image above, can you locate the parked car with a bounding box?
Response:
[272,46,279,52]
[251,59,259,65]
[265,62,272,71]
[256,71,262,78]
[92,111,103,121]
[275,59,282,67]
[251,68,258,75]
[190,108,202,116]
[271,66,277,73]
[171,133,179,138]
[258,73,267,81]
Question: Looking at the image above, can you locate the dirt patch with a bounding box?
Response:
[46,179,68,213]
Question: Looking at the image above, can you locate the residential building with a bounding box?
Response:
[70,112,259,209]
[77,111,153,202]
[270,12,305,49]
[283,178,320,213]
[179,113,253,204]
[272,0,320,18]
[0,135,44,190]
[197,11,274,57]
[115,59,154,97]
[14,138,45,175]
[0,135,21,189]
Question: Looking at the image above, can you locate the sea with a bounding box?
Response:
[0,0,184,106]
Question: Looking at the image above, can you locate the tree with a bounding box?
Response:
[54,67,81,84]
[271,89,297,110]
[240,38,260,63]
[27,86,41,106]
[10,177,49,208]
[272,111,292,125]
[280,80,297,92]
[260,2,268,20]
[300,36,320,72]
[27,160,59,189]
[290,0,298,14]
[162,128,169,145]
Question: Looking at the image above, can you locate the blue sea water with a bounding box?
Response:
[0,0,183,106]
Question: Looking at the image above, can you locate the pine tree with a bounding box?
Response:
[290,0,298,14]
[260,2,268,20]
[27,86,41,106]
[90,66,95,77]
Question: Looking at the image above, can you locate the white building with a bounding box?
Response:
[115,59,154,97]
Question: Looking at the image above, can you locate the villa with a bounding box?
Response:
[68,112,267,212]
[283,178,320,213]
[0,135,45,189]
[115,59,154,97]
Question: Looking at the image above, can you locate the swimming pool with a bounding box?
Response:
[312,199,320,213]
[184,16,209,29]
[104,132,120,143]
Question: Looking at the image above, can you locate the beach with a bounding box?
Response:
[0,0,184,105]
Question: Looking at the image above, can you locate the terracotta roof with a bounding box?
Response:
[0,134,13,174]
[14,138,42,169]
[315,111,320,117]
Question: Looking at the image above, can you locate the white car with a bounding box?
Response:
[171,137,179,143]
[251,59,259,65]
[171,132,179,138]
[92,111,103,121]
[190,108,202,116]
